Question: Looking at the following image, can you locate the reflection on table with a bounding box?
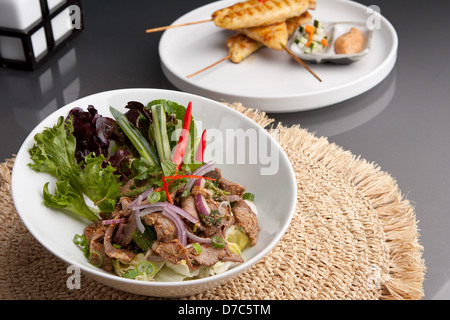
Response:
[269,68,396,137]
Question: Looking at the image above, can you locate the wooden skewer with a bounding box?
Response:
[186,54,232,78]
[187,44,323,82]
[146,19,213,33]
[188,45,323,82]
[281,43,322,82]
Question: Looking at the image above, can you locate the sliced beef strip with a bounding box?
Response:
[198,222,220,238]
[204,167,246,196]
[195,198,234,237]
[232,200,260,246]
[89,233,112,271]
[84,220,104,243]
[112,223,125,245]
[190,186,214,198]
[189,243,244,266]
[154,239,243,270]
[189,244,221,266]
[104,224,135,263]
[155,239,196,269]
[113,211,137,247]
[218,177,246,196]
[110,207,132,220]
[119,196,133,209]
[181,196,199,220]
[83,221,111,271]
[143,212,178,242]
[220,253,244,264]
[107,206,138,248]
[204,167,222,180]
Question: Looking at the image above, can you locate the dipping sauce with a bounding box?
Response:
[334,27,366,54]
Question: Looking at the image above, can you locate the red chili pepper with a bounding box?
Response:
[172,101,192,170]
[162,176,172,203]
[201,130,207,160]
[195,129,207,163]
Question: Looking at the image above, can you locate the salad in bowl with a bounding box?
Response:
[27,98,259,282]
[12,88,296,297]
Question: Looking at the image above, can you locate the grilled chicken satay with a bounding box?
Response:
[212,0,315,30]
[227,34,264,63]
[238,21,288,51]
[187,12,312,76]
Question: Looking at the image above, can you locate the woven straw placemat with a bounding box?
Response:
[0,103,425,300]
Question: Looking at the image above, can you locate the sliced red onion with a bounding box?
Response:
[186,160,215,191]
[133,202,198,224]
[186,229,212,244]
[165,205,198,224]
[131,203,155,211]
[193,160,215,175]
[128,194,143,208]
[194,194,211,216]
[160,209,187,246]
[128,187,154,208]
[194,178,205,188]
[113,223,125,244]
[133,202,199,233]
[102,218,127,225]
[140,187,154,199]
[134,205,165,233]
[136,205,166,217]
[132,199,211,247]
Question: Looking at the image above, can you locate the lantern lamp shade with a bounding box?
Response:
[0,0,84,70]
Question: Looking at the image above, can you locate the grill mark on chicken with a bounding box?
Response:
[212,0,314,30]
[238,21,288,50]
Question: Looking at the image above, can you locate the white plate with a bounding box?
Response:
[11,88,297,297]
[159,0,398,113]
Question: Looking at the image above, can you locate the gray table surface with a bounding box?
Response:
[0,0,449,300]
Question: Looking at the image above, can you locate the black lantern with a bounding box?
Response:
[0,0,84,71]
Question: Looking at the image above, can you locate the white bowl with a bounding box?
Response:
[11,88,297,297]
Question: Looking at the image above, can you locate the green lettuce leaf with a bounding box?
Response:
[29,115,121,220]
[68,154,120,213]
[43,181,99,222]
[28,116,77,177]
